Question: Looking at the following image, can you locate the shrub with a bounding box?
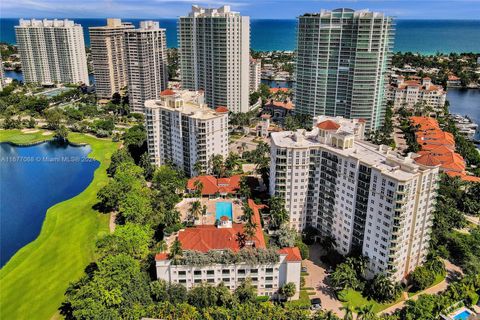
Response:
[409,266,436,291]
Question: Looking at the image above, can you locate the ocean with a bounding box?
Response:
[1,18,479,53]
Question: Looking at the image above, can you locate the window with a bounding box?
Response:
[222,270,230,275]
[194,270,201,275]
[206,270,214,275]
[266,268,273,273]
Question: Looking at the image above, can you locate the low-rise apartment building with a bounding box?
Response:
[387,76,446,111]
[155,200,302,299]
[145,89,229,176]
[269,116,440,281]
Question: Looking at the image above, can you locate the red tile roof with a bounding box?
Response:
[176,200,266,253]
[269,88,289,94]
[278,247,302,262]
[411,116,480,182]
[155,200,303,262]
[446,172,480,183]
[317,120,340,130]
[266,100,294,110]
[215,106,229,113]
[187,175,242,196]
[155,252,169,261]
[160,89,175,96]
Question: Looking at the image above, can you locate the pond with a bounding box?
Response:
[0,140,99,267]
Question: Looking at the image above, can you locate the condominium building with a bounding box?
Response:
[155,200,301,299]
[145,89,229,176]
[124,21,168,113]
[15,19,89,85]
[0,56,4,90]
[250,58,261,92]
[269,116,439,281]
[295,9,394,131]
[387,76,447,111]
[178,5,250,113]
[89,18,134,99]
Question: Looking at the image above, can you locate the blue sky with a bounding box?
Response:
[2,0,480,19]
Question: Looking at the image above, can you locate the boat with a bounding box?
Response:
[451,114,478,140]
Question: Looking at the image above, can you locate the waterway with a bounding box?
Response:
[0,140,99,267]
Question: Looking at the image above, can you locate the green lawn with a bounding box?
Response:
[0,130,118,320]
[338,289,404,313]
[0,129,53,144]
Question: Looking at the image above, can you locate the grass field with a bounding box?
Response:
[338,289,404,313]
[0,129,53,144]
[0,130,118,320]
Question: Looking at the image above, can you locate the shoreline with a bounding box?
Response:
[0,129,118,319]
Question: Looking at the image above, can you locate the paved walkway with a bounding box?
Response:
[380,260,463,315]
[303,244,345,317]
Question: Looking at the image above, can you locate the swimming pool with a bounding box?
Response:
[453,309,474,320]
[215,202,233,221]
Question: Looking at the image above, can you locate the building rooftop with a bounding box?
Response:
[187,175,242,196]
[156,200,302,262]
[145,90,227,121]
[271,125,435,182]
[17,19,80,28]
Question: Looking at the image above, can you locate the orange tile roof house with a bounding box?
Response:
[155,199,302,299]
[186,175,242,196]
[410,116,480,182]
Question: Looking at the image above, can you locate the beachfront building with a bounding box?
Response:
[15,19,89,85]
[125,21,168,113]
[294,9,394,131]
[155,200,302,299]
[387,76,447,111]
[250,58,261,92]
[269,116,439,281]
[144,89,229,176]
[89,18,134,99]
[178,5,250,113]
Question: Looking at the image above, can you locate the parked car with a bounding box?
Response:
[310,298,321,310]
[301,266,308,273]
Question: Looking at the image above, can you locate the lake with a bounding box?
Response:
[0,140,99,267]
[447,88,480,141]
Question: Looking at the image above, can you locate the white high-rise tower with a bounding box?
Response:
[178,5,250,113]
[15,19,89,85]
[125,21,168,113]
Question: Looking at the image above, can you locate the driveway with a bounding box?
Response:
[303,244,345,317]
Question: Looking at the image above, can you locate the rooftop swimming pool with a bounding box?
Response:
[453,310,474,320]
[215,202,233,221]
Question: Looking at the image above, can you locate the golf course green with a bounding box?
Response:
[0,129,118,319]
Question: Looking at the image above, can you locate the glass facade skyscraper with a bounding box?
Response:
[294,8,394,131]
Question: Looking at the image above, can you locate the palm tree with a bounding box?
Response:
[355,304,374,320]
[193,180,203,198]
[188,200,202,223]
[209,154,225,177]
[340,304,355,320]
[236,232,247,248]
[238,176,251,199]
[268,196,289,230]
[225,152,241,174]
[243,221,257,242]
[193,160,204,175]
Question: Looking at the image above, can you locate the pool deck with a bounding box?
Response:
[176,198,245,225]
